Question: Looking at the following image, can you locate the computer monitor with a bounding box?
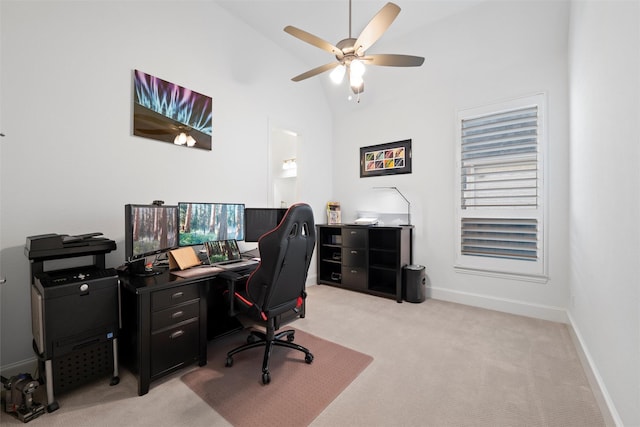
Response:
[178,202,245,246]
[244,207,288,242]
[203,239,241,264]
[125,204,178,261]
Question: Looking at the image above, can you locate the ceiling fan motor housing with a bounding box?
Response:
[336,38,359,62]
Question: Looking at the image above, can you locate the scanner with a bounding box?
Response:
[25,233,116,261]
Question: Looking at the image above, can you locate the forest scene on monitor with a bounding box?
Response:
[132,207,177,257]
[179,203,244,245]
[204,240,241,263]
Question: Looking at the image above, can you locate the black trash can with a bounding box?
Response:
[403,264,426,303]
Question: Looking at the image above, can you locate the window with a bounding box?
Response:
[455,94,547,281]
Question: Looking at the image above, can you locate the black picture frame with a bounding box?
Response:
[360,139,412,178]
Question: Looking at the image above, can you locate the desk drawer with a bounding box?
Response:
[151,300,199,331]
[341,266,367,290]
[342,228,367,248]
[151,318,199,377]
[152,285,199,311]
[342,248,366,267]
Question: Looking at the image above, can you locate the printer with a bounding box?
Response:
[24,232,119,413]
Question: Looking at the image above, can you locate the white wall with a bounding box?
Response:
[568,1,640,425]
[0,1,333,370]
[332,1,571,321]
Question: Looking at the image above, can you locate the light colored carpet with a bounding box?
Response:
[181,328,373,427]
[299,286,609,427]
[0,284,611,427]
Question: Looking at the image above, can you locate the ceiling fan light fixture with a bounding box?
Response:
[350,59,365,77]
[350,72,364,89]
[330,64,346,84]
[174,132,187,145]
[186,135,196,147]
[350,82,364,98]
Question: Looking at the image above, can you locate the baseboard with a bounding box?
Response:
[566,312,621,427]
[0,357,37,378]
[429,286,569,323]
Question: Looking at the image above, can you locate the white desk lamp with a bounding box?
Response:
[373,186,411,225]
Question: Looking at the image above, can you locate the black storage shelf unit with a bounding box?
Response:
[318,227,343,283]
[316,224,412,302]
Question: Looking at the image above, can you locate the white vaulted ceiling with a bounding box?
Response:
[216,0,487,108]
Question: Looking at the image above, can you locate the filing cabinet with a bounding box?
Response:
[119,276,208,396]
[341,227,367,290]
[150,285,201,377]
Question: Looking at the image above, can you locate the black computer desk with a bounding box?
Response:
[118,264,256,396]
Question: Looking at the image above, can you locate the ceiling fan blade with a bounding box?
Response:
[354,2,401,54]
[291,62,339,82]
[363,54,425,67]
[284,26,344,59]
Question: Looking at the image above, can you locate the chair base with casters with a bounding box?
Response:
[225,316,314,385]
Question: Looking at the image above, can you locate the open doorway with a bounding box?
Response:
[268,123,299,208]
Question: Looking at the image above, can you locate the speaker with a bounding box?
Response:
[403,265,426,303]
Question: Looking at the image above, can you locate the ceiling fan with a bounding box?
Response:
[284,1,424,96]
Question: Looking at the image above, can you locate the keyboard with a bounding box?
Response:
[216,259,259,271]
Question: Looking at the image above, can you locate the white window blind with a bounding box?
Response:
[461,106,538,209]
[460,217,538,261]
[456,94,546,280]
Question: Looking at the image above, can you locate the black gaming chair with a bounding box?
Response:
[224,203,316,384]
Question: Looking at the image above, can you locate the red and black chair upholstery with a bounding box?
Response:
[224,203,316,384]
